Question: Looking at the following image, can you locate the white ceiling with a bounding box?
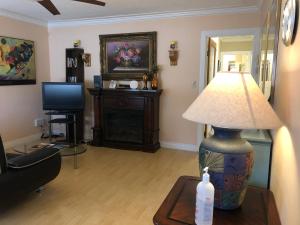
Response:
[0,0,262,23]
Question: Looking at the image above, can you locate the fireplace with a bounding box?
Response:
[104,109,144,144]
[88,88,162,152]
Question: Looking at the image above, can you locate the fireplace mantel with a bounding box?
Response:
[88,88,162,152]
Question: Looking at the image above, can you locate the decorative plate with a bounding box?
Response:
[130,80,138,89]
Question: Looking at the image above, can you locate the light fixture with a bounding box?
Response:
[183,72,281,209]
[282,0,298,46]
[169,41,178,66]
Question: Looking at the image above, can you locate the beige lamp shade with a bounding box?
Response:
[183,72,281,129]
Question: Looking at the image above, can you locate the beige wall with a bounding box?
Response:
[220,40,253,52]
[48,13,260,144]
[271,0,300,224]
[0,17,50,142]
[1,5,299,224]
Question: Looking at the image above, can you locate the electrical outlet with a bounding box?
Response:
[34,118,44,127]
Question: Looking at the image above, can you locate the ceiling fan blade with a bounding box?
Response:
[73,0,106,6]
[38,0,60,15]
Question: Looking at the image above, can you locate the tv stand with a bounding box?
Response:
[46,110,83,143]
[46,111,85,169]
[46,111,77,144]
[46,110,80,115]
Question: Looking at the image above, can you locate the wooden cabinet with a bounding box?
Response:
[241,130,273,188]
[88,88,162,152]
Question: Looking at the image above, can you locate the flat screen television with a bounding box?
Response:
[42,82,85,111]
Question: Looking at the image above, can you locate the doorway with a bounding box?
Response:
[204,35,256,137]
[206,35,255,84]
[207,38,217,85]
[197,28,260,146]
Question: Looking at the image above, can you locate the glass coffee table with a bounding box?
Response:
[12,139,87,169]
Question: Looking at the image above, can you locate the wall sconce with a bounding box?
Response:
[169,41,178,66]
[82,53,91,67]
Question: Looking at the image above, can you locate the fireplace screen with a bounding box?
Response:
[104,109,144,144]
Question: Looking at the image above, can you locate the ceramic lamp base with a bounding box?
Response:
[199,126,254,210]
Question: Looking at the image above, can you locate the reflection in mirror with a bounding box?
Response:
[204,35,255,138]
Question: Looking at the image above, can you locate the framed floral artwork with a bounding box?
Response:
[0,36,36,85]
[99,32,157,80]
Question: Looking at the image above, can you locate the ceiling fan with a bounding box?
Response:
[36,0,106,15]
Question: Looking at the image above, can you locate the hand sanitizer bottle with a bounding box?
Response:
[195,167,215,225]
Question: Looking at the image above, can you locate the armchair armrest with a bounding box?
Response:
[7,147,60,169]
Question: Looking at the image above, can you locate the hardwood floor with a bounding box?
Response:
[0,146,198,225]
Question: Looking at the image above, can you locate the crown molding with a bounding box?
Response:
[48,6,259,28]
[46,6,259,28]
[0,9,47,27]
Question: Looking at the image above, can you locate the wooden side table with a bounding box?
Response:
[153,176,281,225]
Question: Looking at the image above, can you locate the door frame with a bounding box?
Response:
[206,37,217,85]
[196,27,261,147]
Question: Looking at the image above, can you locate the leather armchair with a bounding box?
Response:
[0,136,61,206]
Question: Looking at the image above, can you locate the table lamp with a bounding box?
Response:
[183,72,281,210]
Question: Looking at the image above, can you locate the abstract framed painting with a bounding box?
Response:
[99,32,157,80]
[0,36,36,85]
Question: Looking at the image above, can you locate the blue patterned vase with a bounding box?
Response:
[199,126,254,210]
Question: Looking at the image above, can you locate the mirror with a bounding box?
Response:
[258,0,282,103]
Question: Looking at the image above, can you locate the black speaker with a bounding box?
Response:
[94,75,102,89]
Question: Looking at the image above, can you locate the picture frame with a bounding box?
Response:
[82,53,91,67]
[0,36,36,85]
[99,32,157,80]
[109,80,117,89]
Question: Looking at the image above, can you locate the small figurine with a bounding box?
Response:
[142,73,148,90]
[151,65,159,90]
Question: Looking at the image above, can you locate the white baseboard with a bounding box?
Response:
[3,135,198,153]
[3,133,42,149]
[160,141,198,152]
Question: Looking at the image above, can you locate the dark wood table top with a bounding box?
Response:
[153,176,281,225]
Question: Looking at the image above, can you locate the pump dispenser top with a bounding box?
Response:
[202,167,210,183]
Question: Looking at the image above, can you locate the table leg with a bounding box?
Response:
[73,114,78,169]
[49,115,52,143]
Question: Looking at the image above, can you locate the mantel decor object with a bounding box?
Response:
[100,32,157,80]
[142,73,148,90]
[151,65,159,90]
[109,80,117,89]
[183,72,281,210]
[130,80,138,89]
